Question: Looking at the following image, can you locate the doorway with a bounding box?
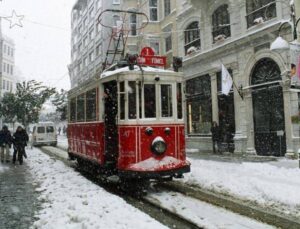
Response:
[251,58,286,156]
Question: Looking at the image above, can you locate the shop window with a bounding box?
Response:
[161,84,173,117]
[184,22,200,54]
[212,5,231,42]
[86,88,97,121]
[70,98,76,122]
[77,94,85,122]
[186,75,212,134]
[246,0,276,28]
[144,84,156,118]
[128,81,137,119]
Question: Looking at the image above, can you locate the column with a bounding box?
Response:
[244,88,256,154]
[211,73,218,123]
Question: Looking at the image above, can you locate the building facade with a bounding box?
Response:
[178,0,300,156]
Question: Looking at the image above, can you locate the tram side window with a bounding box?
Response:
[177,83,183,119]
[70,98,76,122]
[86,89,97,121]
[128,81,136,119]
[119,82,125,120]
[144,84,156,118]
[77,94,85,122]
[161,84,173,117]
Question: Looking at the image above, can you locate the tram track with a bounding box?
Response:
[38,146,201,229]
[38,146,300,229]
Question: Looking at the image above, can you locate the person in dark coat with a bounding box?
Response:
[211,121,220,154]
[12,126,29,165]
[0,125,13,163]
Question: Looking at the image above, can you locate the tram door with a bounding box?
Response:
[103,81,119,165]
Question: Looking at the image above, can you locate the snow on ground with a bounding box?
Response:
[27,148,167,229]
[147,191,274,229]
[182,157,300,217]
[0,163,9,173]
[57,135,68,151]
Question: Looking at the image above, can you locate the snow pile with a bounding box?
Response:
[57,135,68,151]
[183,158,300,216]
[129,156,182,171]
[28,148,167,229]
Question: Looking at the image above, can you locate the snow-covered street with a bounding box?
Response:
[26,148,167,229]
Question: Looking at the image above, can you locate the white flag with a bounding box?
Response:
[221,64,233,95]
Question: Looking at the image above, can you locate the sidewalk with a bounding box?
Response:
[183,150,300,219]
[0,161,40,229]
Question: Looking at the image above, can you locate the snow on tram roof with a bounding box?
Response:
[101,66,175,78]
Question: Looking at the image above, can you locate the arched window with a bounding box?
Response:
[184,21,200,54]
[212,4,231,42]
[246,0,276,28]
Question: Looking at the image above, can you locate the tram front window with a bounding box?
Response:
[161,84,173,117]
[128,81,136,119]
[144,84,156,118]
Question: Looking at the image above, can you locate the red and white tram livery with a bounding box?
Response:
[67,66,190,180]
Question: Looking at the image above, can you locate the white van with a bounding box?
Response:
[31,122,57,146]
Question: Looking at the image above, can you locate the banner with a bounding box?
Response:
[221,64,233,95]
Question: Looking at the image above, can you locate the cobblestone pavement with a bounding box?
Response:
[0,161,40,229]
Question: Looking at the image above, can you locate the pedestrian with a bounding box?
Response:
[12,126,29,165]
[58,126,61,135]
[211,121,220,154]
[63,125,66,135]
[0,125,13,163]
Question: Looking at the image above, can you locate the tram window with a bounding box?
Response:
[144,84,156,118]
[70,98,76,122]
[128,81,136,119]
[161,84,173,117]
[77,94,85,122]
[120,82,125,120]
[86,89,97,121]
[177,83,183,119]
[139,82,142,119]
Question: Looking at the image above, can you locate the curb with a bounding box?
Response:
[160,181,300,229]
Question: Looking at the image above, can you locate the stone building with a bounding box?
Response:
[178,0,300,156]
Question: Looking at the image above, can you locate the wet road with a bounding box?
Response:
[0,161,39,229]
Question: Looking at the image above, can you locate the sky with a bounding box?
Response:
[0,0,77,90]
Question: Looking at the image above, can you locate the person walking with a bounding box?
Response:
[211,121,220,154]
[12,126,29,165]
[63,125,66,135]
[0,125,13,163]
[58,127,61,135]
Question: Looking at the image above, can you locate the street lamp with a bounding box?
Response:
[270,2,300,51]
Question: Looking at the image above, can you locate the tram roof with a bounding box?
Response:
[101,66,179,78]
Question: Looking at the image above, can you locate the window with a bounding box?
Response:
[70,98,76,122]
[246,0,276,28]
[177,83,183,119]
[6,80,9,90]
[89,51,94,62]
[164,0,171,17]
[161,85,173,117]
[10,82,12,92]
[113,0,120,4]
[46,126,54,133]
[149,0,158,21]
[7,47,10,56]
[86,88,97,121]
[119,82,125,120]
[128,81,136,119]
[11,66,13,75]
[144,84,156,118]
[184,21,200,54]
[150,41,159,55]
[3,44,6,53]
[37,127,45,133]
[11,49,14,57]
[165,34,172,52]
[212,5,231,42]
[130,13,137,36]
[186,75,212,135]
[3,63,5,73]
[2,80,5,89]
[76,94,85,122]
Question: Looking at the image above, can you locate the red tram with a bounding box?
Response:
[67,65,190,180]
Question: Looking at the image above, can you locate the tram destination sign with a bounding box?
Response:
[137,47,167,67]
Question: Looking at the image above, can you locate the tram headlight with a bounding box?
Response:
[151,137,167,155]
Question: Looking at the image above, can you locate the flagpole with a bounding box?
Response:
[232,79,244,100]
